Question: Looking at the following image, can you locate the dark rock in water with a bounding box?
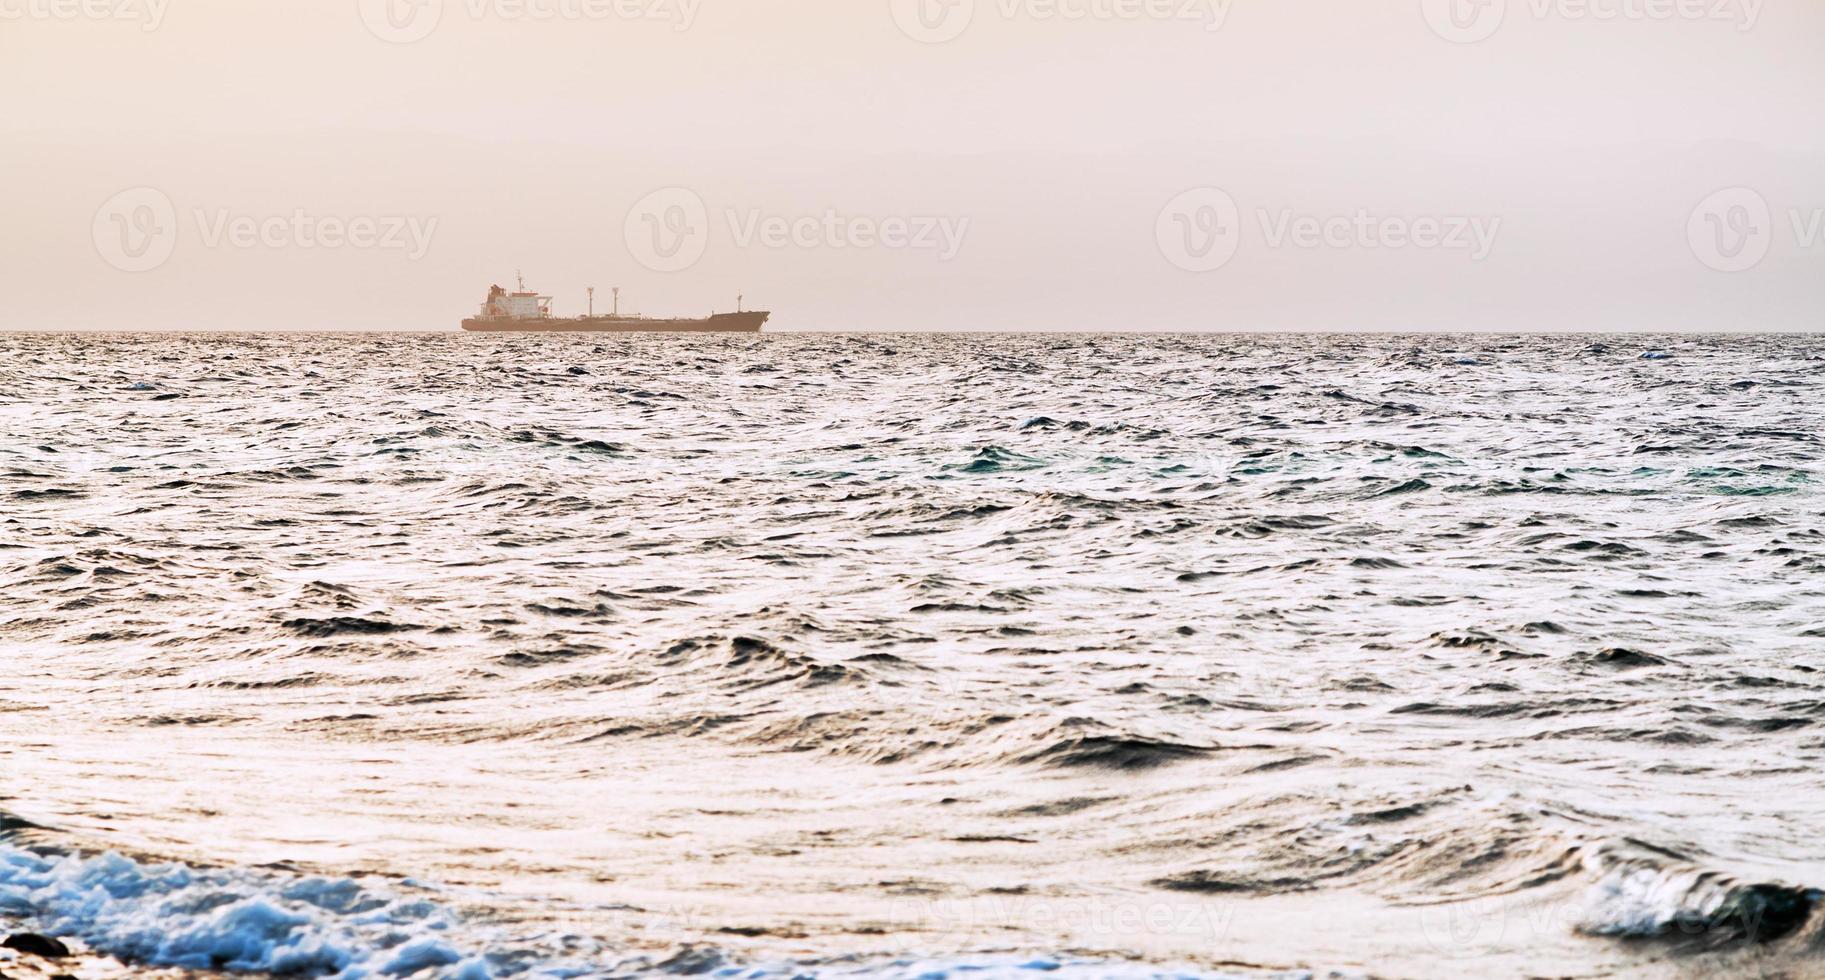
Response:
[1680,883,1819,945]
[2,934,71,959]
[1725,883,1819,943]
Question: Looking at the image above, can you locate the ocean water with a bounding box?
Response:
[1,332,1822,980]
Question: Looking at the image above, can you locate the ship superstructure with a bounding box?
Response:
[477,278,554,321]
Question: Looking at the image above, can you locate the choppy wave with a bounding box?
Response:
[1,332,1823,977]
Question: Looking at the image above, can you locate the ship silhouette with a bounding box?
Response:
[461,275,768,333]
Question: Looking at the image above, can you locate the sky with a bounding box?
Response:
[3,0,1823,331]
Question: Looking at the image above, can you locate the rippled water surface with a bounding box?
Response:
[2,332,1823,979]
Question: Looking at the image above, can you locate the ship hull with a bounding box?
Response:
[462,311,768,333]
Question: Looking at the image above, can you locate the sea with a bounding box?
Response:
[1,332,1821,980]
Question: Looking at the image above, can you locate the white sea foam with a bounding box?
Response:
[0,842,1274,979]
[0,843,495,979]
[1580,862,1720,937]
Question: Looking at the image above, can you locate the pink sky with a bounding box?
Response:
[5,0,1823,330]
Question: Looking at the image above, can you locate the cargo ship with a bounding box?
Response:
[461,277,768,333]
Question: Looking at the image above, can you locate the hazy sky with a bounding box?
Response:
[5,0,1823,330]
